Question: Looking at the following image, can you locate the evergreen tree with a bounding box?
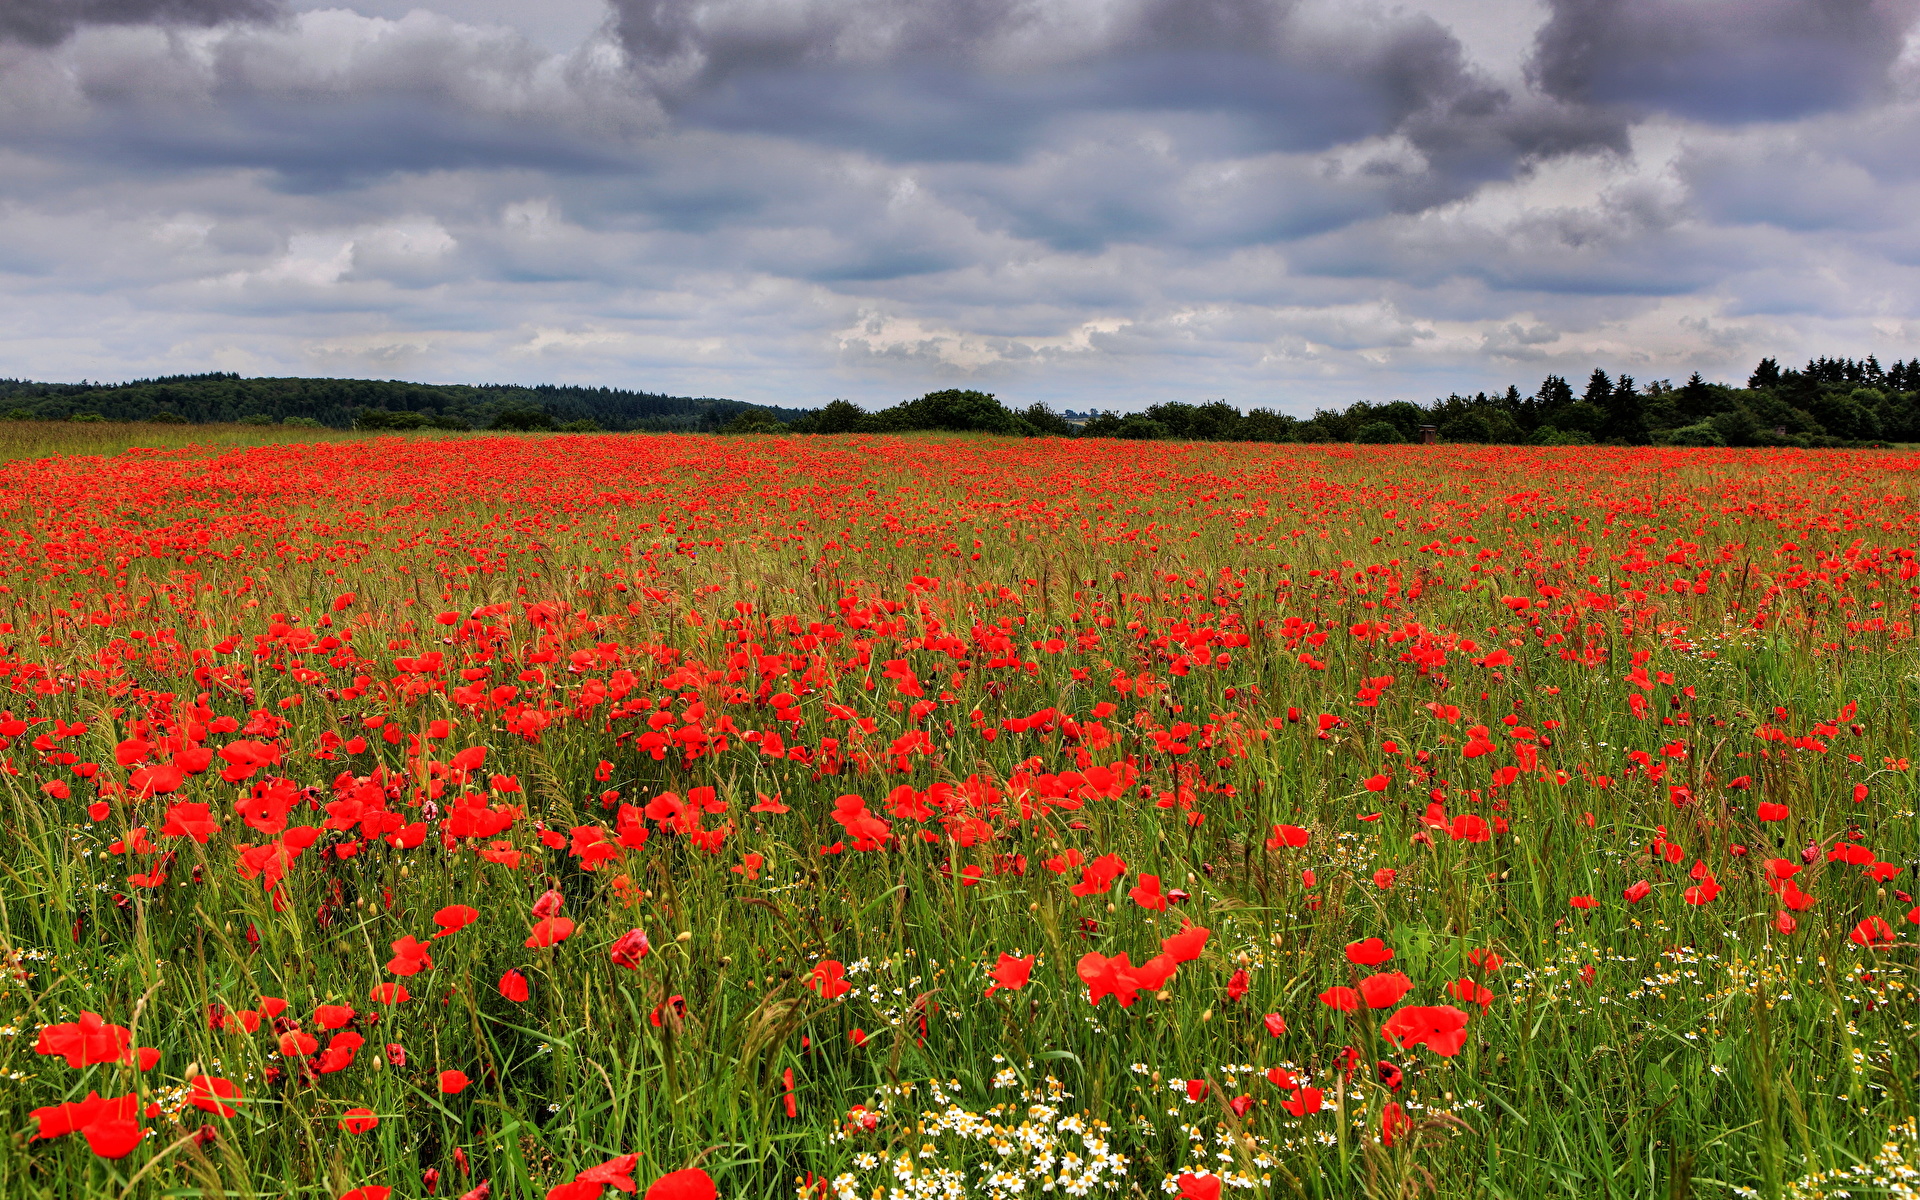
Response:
[1581,369,1612,407]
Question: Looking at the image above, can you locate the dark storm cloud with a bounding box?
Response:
[610,0,1621,201]
[0,0,281,46]
[1528,0,1920,124]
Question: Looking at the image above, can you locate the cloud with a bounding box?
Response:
[0,0,282,47]
[1528,0,1920,125]
[0,0,1918,413]
[611,0,1622,203]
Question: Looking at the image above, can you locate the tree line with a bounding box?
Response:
[3,355,1915,446]
[0,374,805,433]
[741,356,1920,447]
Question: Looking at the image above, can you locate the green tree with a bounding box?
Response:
[492,407,558,432]
[1354,420,1405,444]
[1020,403,1076,437]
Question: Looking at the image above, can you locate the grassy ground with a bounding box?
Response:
[0,433,1913,1200]
[0,420,399,462]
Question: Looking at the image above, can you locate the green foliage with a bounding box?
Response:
[1353,420,1406,444]
[1020,402,1076,437]
[870,389,1025,434]
[0,372,806,433]
[68,412,105,423]
[1655,421,1726,447]
[492,407,559,432]
[723,409,787,434]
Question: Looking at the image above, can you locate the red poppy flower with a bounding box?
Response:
[187,1075,243,1118]
[368,983,410,1005]
[439,1070,471,1095]
[1225,968,1250,1002]
[986,952,1034,996]
[278,1030,319,1058]
[645,1168,716,1200]
[805,960,852,999]
[340,1189,393,1200]
[1446,977,1494,1010]
[1358,972,1413,1009]
[1381,1004,1471,1057]
[1344,938,1393,966]
[1281,1087,1323,1115]
[1569,895,1598,909]
[1622,880,1652,904]
[84,1118,145,1159]
[314,1004,356,1030]
[314,1032,366,1074]
[160,802,220,843]
[1161,923,1210,963]
[1262,1012,1286,1037]
[34,1012,133,1068]
[1265,824,1309,849]
[1683,878,1722,905]
[526,917,576,948]
[30,1090,138,1143]
[338,1108,379,1134]
[1850,916,1897,947]
[1318,986,1358,1012]
[1176,1174,1221,1200]
[1127,873,1170,912]
[499,970,530,1002]
[1381,1102,1412,1147]
[388,935,434,976]
[1265,1066,1297,1088]
[1077,952,1145,1007]
[432,905,480,937]
[1756,803,1789,821]
[609,929,651,969]
[1448,813,1490,842]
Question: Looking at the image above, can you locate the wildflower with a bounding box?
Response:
[1345,938,1393,966]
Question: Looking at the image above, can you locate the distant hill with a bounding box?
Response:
[0,374,807,433]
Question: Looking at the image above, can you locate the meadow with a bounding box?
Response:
[0,430,1913,1200]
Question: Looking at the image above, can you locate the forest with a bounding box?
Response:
[1,355,1914,446]
[770,356,1920,446]
[0,374,806,433]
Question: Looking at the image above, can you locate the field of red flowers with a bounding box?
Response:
[0,432,1914,1200]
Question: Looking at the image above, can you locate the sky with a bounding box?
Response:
[3,0,1919,413]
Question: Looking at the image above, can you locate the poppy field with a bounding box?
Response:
[0,432,1915,1200]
